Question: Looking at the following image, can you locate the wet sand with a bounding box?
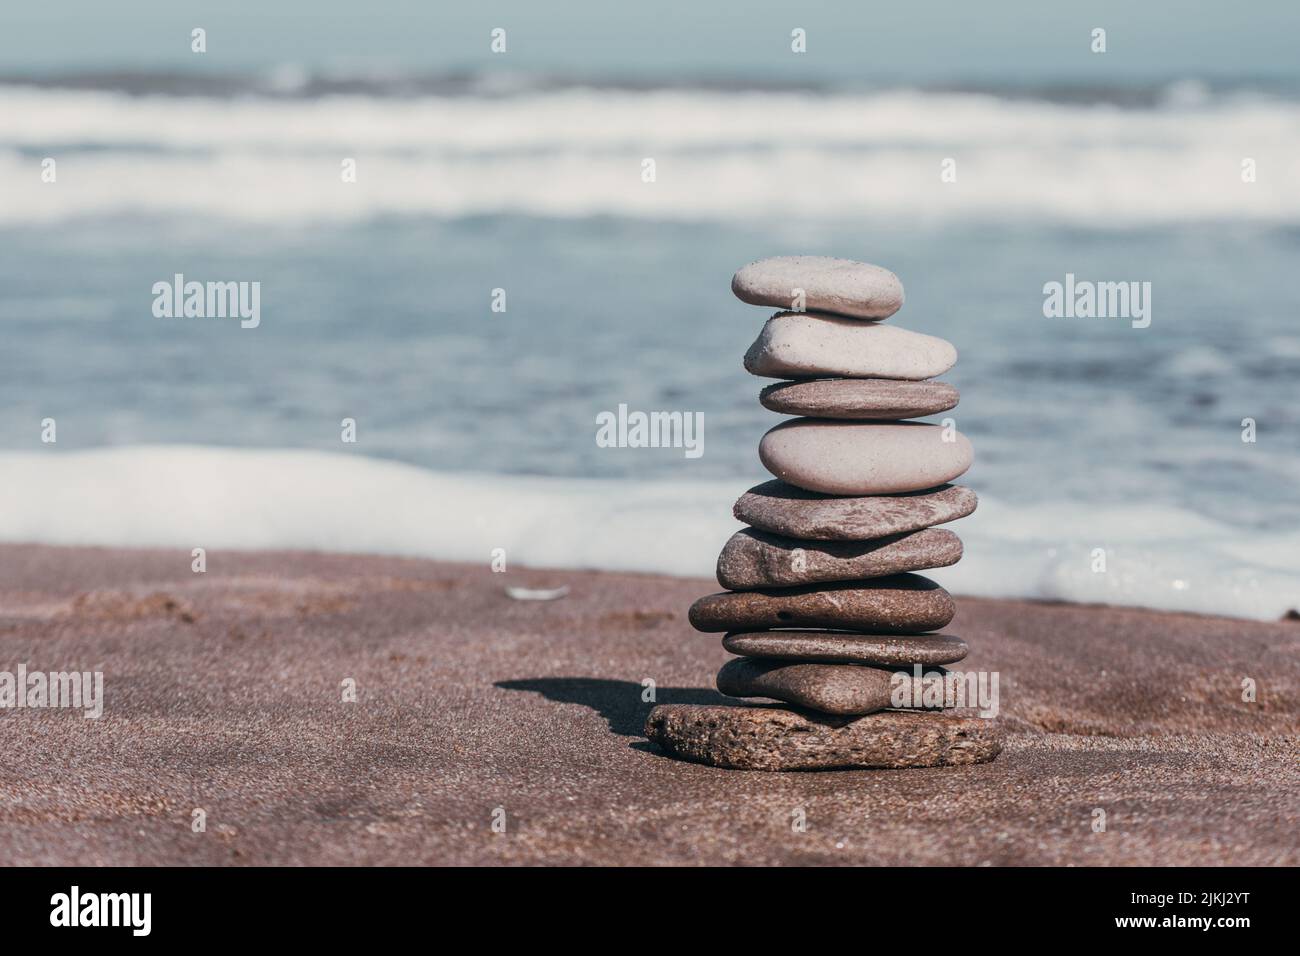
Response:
[0,543,1295,866]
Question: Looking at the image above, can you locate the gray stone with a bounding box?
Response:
[744,313,956,381]
[644,705,1003,770]
[688,573,955,633]
[722,630,969,666]
[760,378,959,420]
[731,256,904,319]
[716,527,961,589]
[760,419,973,495]
[733,481,978,541]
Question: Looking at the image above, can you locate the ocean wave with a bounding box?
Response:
[3,83,1300,225]
[7,69,1295,104]
[0,67,840,99]
[1,445,1294,621]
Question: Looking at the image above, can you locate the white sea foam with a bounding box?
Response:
[1,446,1294,621]
[4,85,1300,225]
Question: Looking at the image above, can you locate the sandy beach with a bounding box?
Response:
[0,542,1295,866]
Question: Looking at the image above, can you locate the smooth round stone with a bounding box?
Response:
[760,378,959,420]
[760,419,973,496]
[717,658,950,715]
[731,256,904,319]
[688,574,955,633]
[645,705,1002,771]
[717,658,910,715]
[734,481,978,541]
[722,630,969,666]
[716,527,961,589]
[744,313,956,381]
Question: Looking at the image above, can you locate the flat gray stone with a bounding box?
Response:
[722,630,969,666]
[717,657,933,715]
[645,705,1003,770]
[731,256,904,319]
[760,419,973,495]
[716,527,961,589]
[760,378,959,420]
[744,313,956,381]
[688,573,955,633]
[733,481,978,541]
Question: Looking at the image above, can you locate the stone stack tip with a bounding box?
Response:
[648,255,1001,771]
[731,255,904,319]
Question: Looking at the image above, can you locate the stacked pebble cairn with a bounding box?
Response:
[645,256,1003,771]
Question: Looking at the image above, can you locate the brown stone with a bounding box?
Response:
[717,657,919,714]
[688,574,954,633]
[760,378,959,420]
[722,630,969,666]
[733,480,978,541]
[644,705,1003,770]
[716,527,961,589]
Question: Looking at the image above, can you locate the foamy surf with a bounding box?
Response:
[4,84,1300,225]
[1,446,1294,622]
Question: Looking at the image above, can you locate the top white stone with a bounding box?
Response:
[732,256,904,319]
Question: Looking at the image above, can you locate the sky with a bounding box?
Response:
[2,0,1298,83]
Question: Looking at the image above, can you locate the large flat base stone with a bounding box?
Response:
[644,704,1002,771]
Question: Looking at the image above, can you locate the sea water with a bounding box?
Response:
[1,75,1297,619]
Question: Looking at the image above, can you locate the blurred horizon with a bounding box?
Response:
[4,0,1300,84]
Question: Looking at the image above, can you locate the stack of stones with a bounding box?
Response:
[646,256,1002,771]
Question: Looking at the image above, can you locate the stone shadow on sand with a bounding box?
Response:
[496,677,728,737]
